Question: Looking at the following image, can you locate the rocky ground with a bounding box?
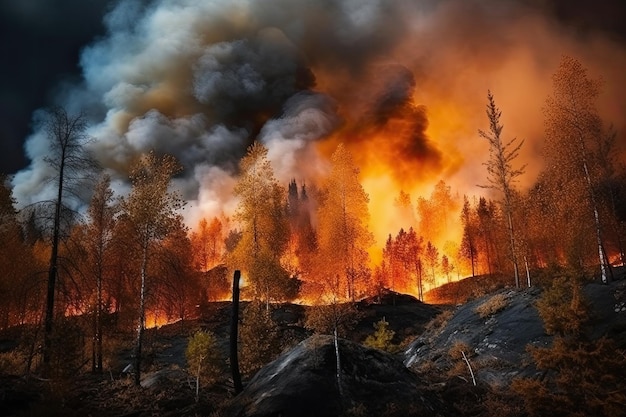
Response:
[1,269,625,417]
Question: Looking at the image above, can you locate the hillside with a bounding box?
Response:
[1,271,626,416]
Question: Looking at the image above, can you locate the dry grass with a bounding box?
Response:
[448,340,472,361]
[425,309,453,332]
[0,350,26,374]
[446,341,476,382]
[475,293,508,318]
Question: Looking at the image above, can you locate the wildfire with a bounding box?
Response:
[144,312,178,329]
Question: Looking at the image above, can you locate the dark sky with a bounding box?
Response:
[0,0,625,176]
[0,0,115,174]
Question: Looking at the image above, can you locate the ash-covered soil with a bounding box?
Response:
[2,272,625,417]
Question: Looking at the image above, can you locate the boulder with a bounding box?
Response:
[223,334,444,417]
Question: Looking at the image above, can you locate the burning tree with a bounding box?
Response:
[316,143,374,302]
[190,217,224,273]
[424,241,439,289]
[228,142,294,308]
[460,196,478,278]
[0,176,42,331]
[543,56,612,283]
[382,227,424,298]
[478,91,526,288]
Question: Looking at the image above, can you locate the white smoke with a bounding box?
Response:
[11,0,626,232]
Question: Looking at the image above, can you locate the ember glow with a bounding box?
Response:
[10,0,626,302]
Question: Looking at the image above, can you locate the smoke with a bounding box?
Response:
[11,0,626,236]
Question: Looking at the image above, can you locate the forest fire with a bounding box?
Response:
[0,3,625,398]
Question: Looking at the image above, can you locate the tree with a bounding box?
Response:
[190,217,223,273]
[424,241,439,288]
[382,234,398,293]
[285,180,318,279]
[154,218,200,324]
[476,197,500,276]
[0,176,42,330]
[416,181,459,247]
[441,255,453,283]
[85,174,117,372]
[39,106,94,372]
[543,56,611,283]
[431,180,457,237]
[186,330,221,403]
[364,318,396,353]
[316,144,374,301]
[407,228,425,301]
[513,272,626,417]
[460,196,478,277]
[229,143,293,308]
[382,227,423,298]
[120,151,184,385]
[238,300,282,377]
[304,299,361,396]
[478,91,526,288]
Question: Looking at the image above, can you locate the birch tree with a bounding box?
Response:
[85,174,117,372]
[478,91,526,288]
[120,151,184,385]
[544,56,610,283]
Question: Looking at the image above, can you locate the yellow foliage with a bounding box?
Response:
[363,318,396,352]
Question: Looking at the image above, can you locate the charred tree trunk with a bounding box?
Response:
[43,151,65,374]
[230,270,243,394]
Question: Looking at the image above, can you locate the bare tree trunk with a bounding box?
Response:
[195,361,202,403]
[134,241,148,386]
[333,326,343,397]
[470,245,475,278]
[417,261,423,302]
[230,270,243,394]
[582,159,608,283]
[43,154,65,374]
[524,256,531,287]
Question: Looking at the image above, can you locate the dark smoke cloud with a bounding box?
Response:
[12,0,421,219]
[8,0,626,228]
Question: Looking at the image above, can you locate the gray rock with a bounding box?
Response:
[223,334,445,417]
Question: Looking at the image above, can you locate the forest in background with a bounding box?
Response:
[0,56,625,385]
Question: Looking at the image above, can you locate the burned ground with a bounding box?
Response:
[1,271,625,417]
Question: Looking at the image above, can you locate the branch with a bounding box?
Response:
[461,350,476,386]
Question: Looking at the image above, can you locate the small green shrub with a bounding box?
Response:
[186,330,221,402]
[363,318,396,352]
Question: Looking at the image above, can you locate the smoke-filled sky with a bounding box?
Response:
[2,0,626,238]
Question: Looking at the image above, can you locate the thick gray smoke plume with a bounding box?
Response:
[13,0,411,221]
[11,0,626,228]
